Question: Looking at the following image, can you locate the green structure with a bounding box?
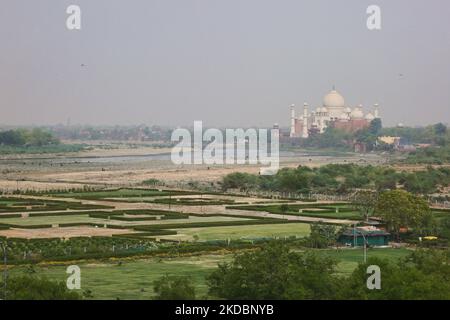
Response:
[338,228,390,247]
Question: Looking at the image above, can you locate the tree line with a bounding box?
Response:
[0,128,59,147]
[221,163,450,195]
[297,120,449,152]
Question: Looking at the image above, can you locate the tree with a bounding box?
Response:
[307,222,338,248]
[352,190,378,221]
[340,250,450,300]
[1,276,81,300]
[221,172,259,191]
[368,118,382,135]
[434,123,447,136]
[374,190,431,239]
[207,242,340,299]
[153,275,196,300]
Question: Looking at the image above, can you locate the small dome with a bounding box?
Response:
[365,112,375,121]
[339,112,350,120]
[323,90,345,108]
[345,107,352,113]
[350,105,364,119]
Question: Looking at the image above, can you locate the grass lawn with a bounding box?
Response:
[0,214,103,226]
[8,254,228,299]
[162,223,311,241]
[7,247,411,300]
[319,247,411,275]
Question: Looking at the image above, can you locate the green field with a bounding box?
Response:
[7,248,411,299]
[320,247,411,275]
[161,223,311,241]
[8,255,225,299]
[0,214,102,226]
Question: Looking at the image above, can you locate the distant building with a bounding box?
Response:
[338,226,390,247]
[378,136,401,145]
[378,136,420,152]
[289,88,380,138]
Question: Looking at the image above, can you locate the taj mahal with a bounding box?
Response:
[289,87,380,138]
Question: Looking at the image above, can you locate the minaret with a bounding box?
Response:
[290,104,296,137]
[373,103,380,118]
[302,103,309,138]
[273,123,280,139]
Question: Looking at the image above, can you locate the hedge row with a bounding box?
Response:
[112,229,178,239]
[0,223,52,229]
[0,213,22,219]
[151,198,238,206]
[110,216,157,222]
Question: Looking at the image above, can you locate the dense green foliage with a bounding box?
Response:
[208,242,340,299]
[1,275,81,300]
[404,146,450,164]
[208,242,450,300]
[0,128,59,146]
[305,222,339,248]
[340,250,450,299]
[153,275,196,300]
[0,128,85,154]
[381,123,449,146]
[352,190,378,221]
[221,164,450,195]
[286,122,450,160]
[375,190,432,237]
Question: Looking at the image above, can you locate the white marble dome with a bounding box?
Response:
[323,90,345,108]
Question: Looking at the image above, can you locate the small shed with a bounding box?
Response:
[338,226,390,247]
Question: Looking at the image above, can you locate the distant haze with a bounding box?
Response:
[1,0,449,127]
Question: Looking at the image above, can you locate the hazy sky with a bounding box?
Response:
[1,0,449,127]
